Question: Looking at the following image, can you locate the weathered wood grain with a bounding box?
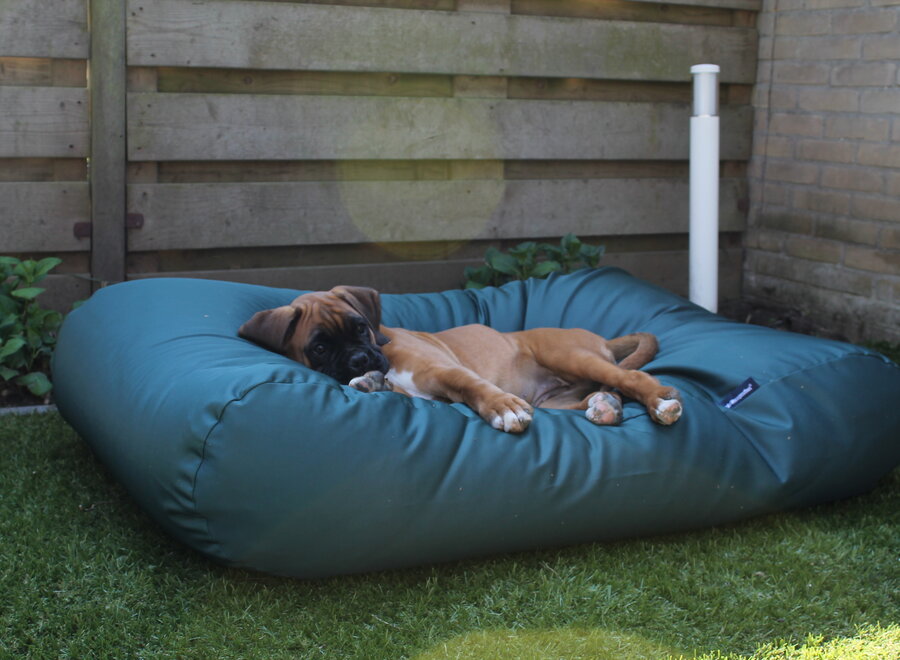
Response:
[0,182,90,252]
[90,0,128,285]
[127,0,757,83]
[0,86,89,157]
[129,260,482,294]
[126,178,747,251]
[0,158,87,182]
[0,58,87,87]
[0,0,88,59]
[37,273,93,314]
[128,94,752,161]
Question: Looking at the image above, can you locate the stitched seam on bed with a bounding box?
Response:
[191,379,346,560]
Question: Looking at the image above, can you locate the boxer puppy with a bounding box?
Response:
[238,285,682,433]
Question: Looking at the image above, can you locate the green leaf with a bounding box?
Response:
[464,265,493,287]
[43,311,63,333]
[26,327,42,349]
[0,256,19,278]
[16,371,53,397]
[507,242,537,259]
[0,336,26,360]
[0,365,18,381]
[486,251,519,276]
[537,243,562,259]
[560,233,581,254]
[13,260,35,282]
[33,257,62,281]
[0,312,18,331]
[11,287,45,300]
[531,260,562,278]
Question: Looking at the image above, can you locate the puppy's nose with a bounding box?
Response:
[348,351,370,372]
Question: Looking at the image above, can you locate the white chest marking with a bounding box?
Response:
[386,368,434,400]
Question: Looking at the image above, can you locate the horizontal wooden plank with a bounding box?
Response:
[0,158,87,182]
[127,0,757,83]
[156,67,453,97]
[126,231,742,272]
[128,94,752,161]
[36,273,92,313]
[0,182,90,252]
[0,58,87,87]
[126,178,747,251]
[284,0,456,10]
[512,0,736,26]
[130,259,481,294]
[0,86,89,157]
[151,67,753,106]
[150,160,507,183]
[623,0,760,10]
[126,248,743,301]
[129,230,742,274]
[138,159,746,184]
[510,78,754,105]
[0,0,88,59]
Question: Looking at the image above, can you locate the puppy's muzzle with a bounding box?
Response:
[339,347,389,383]
[348,349,380,374]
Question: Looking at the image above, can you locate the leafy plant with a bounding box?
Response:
[0,256,63,399]
[863,340,900,365]
[464,233,605,289]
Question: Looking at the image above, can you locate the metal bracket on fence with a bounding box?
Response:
[126,213,144,229]
[73,222,92,239]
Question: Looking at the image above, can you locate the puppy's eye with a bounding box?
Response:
[356,322,368,336]
[312,343,327,356]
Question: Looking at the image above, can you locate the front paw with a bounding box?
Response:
[480,393,533,433]
[349,371,391,393]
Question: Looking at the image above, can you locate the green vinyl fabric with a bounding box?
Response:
[52,268,900,578]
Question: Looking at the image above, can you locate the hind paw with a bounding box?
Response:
[586,392,624,426]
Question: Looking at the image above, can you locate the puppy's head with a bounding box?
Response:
[238,285,390,384]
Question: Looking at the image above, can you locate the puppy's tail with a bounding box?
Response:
[607,332,659,370]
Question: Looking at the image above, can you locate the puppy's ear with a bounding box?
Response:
[330,286,389,345]
[238,305,301,354]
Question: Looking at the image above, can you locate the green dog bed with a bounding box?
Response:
[52,268,900,578]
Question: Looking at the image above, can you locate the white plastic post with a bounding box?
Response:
[689,64,720,313]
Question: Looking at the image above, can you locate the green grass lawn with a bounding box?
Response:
[1,413,897,659]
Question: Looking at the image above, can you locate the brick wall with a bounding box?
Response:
[746,0,899,342]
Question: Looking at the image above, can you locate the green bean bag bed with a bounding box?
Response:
[52,268,900,578]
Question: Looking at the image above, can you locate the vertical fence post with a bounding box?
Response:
[689,64,720,313]
[89,0,127,288]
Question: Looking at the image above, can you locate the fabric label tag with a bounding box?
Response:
[720,378,760,409]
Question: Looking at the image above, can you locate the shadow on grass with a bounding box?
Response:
[1,413,898,659]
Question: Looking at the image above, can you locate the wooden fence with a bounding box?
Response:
[1,0,760,308]
[0,0,90,307]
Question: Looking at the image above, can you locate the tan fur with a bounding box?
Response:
[240,287,682,433]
